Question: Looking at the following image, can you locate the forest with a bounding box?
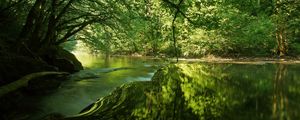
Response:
[1,0,300,59]
[64,0,300,58]
[0,0,300,120]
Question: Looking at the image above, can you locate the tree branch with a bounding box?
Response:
[0,0,24,13]
[55,0,76,24]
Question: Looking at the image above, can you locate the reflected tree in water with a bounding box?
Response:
[68,63,300,120]
[272,64,300,120]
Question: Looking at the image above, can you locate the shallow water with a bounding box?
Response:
[9,55,163,120]
[39,56,162,116]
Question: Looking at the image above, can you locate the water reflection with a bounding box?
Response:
[272,64,300,120]
[72,63,300,120]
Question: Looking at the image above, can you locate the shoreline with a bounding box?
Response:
[173,56,300,64]
[112,55,300,64]
[80,53,300,64]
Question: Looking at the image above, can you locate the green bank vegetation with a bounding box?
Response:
[1,0,300,61]
[68,0,300,58]
[1,0,300,87]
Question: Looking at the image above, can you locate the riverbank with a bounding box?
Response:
[110,54,300,64]
[175,56,300,64]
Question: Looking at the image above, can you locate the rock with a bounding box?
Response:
[55,47,83,72]
[52,58,76,73]
[41,46,83,73]
[68,67,133,81]
[39,46,83,73]
[0,52,57,86]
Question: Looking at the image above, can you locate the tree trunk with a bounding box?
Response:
[275,0,287,57]
[276,26,287,57]
[17,0,44,46]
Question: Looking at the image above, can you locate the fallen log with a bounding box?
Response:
[0,71,69,97]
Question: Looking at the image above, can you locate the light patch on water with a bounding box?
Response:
[148,72,155,76]
[123,76,152,82]
[136,77,151,81]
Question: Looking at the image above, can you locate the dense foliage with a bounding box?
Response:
[70,0,300,58]
[1,0,300,58]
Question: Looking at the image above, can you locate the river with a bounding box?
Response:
[69,60,300,120]
[2,54,300,120]
[5,55,163,120]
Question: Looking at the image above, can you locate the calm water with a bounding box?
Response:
[2,55,300,120]
[145,63,300,120]
[69,61,300,120]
